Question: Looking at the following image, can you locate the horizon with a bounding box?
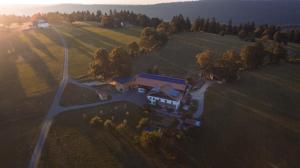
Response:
[0,0,194,6]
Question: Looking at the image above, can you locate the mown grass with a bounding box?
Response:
[180,64,300,168]
[133,32,252,77]
[0,28,64,167]
[54,22,141,78]
[39,102,154,168]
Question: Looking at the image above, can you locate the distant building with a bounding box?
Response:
[34,19,49,28]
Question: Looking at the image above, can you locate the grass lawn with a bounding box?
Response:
[0,28,64,167]
[180,64,300,168]
[54,21,142,78]
[39,102,157,168]
[133,32,252,77]
[59,84,99,107]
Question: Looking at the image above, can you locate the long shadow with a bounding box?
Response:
[76,27,124,47]
[0,36,27,118]
[23,31,57,61]
[17,35,58,88]
[109,27,141,38]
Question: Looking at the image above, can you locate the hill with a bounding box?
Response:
[2,0,300,25]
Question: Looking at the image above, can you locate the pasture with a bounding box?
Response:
[0,28,64,167]
[39,64,300,168]
[54,22,141,78]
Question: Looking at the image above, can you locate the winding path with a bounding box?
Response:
[28,27,147,168]
[28,28,69,168]
[191,81,216,119]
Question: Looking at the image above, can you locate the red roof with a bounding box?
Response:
[134,73,187,91]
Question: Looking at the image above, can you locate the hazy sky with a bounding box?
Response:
[0,0,190,5]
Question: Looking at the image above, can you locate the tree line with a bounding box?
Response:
[196,40,288,82]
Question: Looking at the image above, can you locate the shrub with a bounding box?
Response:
[104,119,114,128]
[136,117,149,129]
[116,119,128,131]
[89,116,103,127]
[139,130,163,147]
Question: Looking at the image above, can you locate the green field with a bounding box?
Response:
[133,32,252,77]
[196,64,300,167]
[54,22,141,78]
[40,64,300,168]
[0,29,64,167]
[1,21,300,167]
[39,103,154,168]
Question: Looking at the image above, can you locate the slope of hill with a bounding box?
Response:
[2,0,300,25]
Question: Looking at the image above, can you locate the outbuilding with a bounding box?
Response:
[111,77,133,92]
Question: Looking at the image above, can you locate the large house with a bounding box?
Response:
[33,19,49,28]
[113,73,190,111]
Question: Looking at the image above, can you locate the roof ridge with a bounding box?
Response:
[138,73,186,82]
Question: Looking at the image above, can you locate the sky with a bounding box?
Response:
[0,0,190,5]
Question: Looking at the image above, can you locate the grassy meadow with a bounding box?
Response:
[39,64,300,168]
[191,64,300,168]
[54,22,141,78]
[133,31,252,77]
[0,28,64,167]
[39,102,155,168]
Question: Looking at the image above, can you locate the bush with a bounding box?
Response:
[139,130,163,147]
[89,116,103,127]
[136,117,149,129]
[104,119,114,128]
[116,119,128,131]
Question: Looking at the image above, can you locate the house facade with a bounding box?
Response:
[111,73,190,111]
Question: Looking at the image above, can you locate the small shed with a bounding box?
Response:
[112,77,133,92]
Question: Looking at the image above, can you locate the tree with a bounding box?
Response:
[140,27,168,51]
[139,130,163,148]
[271,42,287,64]
[126,42,140,57]
[109,47,133,77]
[218,49,241,81]
[185,17,192,31]
[156,22,173,36]
[89,48,111,79]
[100,15,114,28]
[240,45,257,69]
[196,49,215,70]
[240,43,266,69]
[191,18,201,32]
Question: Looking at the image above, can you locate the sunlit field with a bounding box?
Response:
[54,21,141,78]
[198,64,300,167]
[38,64,300,167]
[133,31,252,77]
[0,28,64,167]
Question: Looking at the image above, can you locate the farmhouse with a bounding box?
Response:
[134,73,188,92]
[147,85,183,111]
[111,73,190,111]
[34,19,49,28]
[133,73,190,111]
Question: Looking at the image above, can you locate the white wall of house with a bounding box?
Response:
[37,23,49,28]
[147,95,180,110]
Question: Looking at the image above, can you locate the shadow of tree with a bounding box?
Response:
[16,35,58,88]
[23,31,57,61]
